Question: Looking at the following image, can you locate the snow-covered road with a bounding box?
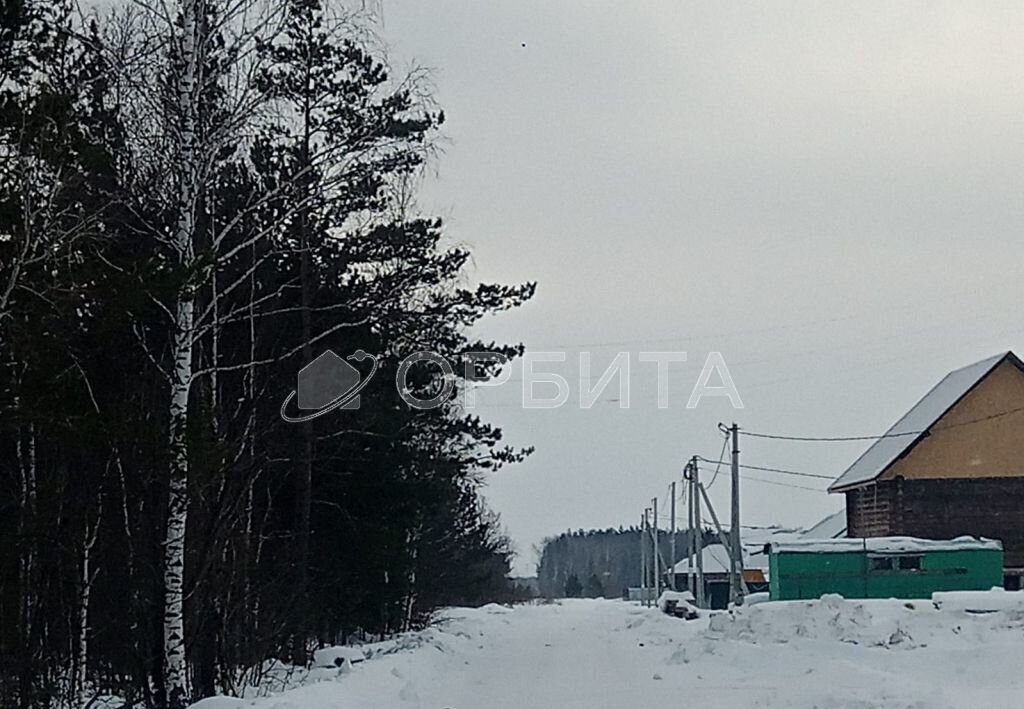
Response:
[195,596,1024,709]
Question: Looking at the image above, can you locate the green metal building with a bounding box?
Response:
[768,536,1003,601]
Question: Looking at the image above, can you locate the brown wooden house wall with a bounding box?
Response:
[846,477,1024,569]
[846,483,897,538]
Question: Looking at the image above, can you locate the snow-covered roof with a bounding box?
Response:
[829,351,1020,492]
[671,527,802,575]
[769,535,1002,555]
[672,542,770,574]
[672,544,736,574]
[741,525,802,547]
[802,510,847,539]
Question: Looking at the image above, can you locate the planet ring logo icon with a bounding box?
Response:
[280,349,379,423]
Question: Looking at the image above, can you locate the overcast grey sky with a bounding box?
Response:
[381,1,1024,574]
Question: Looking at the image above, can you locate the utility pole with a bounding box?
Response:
[685,462,695,597]
[698,482,749,598]
[730,422,744,607]
[669,481,677,591]
[692,456,705,608]
[651,497,660,602]
[640,511,647,606]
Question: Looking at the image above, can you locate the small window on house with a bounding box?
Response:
[870,556,894,571]
[898,556,921,571]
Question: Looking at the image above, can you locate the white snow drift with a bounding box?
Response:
[189,594,1024,709]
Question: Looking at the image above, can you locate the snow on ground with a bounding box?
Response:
[192,596,1024,709]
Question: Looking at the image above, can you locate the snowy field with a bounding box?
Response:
[191,595,1024,709]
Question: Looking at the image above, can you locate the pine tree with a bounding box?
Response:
[0,2,536,704]
[564,573,583,598]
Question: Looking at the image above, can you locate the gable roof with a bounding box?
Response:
[828,351,1023,493]
[672,543,770,574]
[802,509,847,539]
[671,528,800,575]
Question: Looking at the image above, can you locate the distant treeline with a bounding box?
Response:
[536,527,716,599]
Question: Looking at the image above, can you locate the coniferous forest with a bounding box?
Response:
[536,528,709,600]
[0,1,535,706]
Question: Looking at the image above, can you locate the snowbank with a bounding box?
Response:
[187,699,245,709]
[740,591,769,606]
[932,588,1024,613]
[705,590,1024,650]
[657,590,699,618]
[311,645,366,668]
[185,597,1024,709]
[706,594,923,647]
[656,589,694,609]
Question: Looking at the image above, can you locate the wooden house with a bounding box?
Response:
[828,351,1024,588]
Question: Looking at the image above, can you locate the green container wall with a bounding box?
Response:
[769,547,1004,601]
[769,550,865,601]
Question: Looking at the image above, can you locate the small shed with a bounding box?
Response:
[670,535,781,608]
[767,536,1003,601]
[669,527,809,608]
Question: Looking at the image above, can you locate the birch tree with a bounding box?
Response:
[0,2,536,704]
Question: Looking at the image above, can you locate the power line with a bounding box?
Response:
[695,456,834,480]
[924,405,1024,434]
[741,404,1024,443]
[743,463,833,480]
[525,285,1022,352]
[705,433,730,490]
[740,474,827,493]
[530,312,864,351]
[742,430,919,442]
